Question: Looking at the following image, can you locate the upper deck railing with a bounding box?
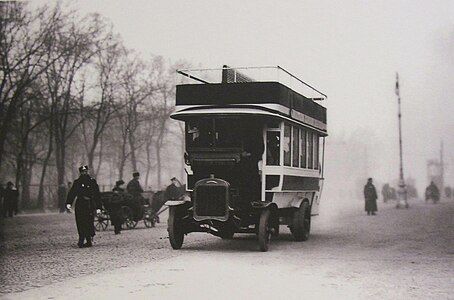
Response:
[176,66,327,102]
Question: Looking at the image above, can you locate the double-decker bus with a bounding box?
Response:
[167,66,327,251]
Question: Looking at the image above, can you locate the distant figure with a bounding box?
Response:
[165,177,183,201]
[364,178,378,216]
[126,172,146,220]
[66,165,102,248]
[381,183,391,203]
[4,182,19,217]
[425,181,440,203]
[58,183,67,213]
[0,183,5,217]
[127,172,144,198]
[110,180,125,234]
[113,179,125,192]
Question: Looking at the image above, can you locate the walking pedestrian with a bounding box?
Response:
[58,183,67,213]
[364,178,378,215]
[66,165,102,248]
[4,182,19,217]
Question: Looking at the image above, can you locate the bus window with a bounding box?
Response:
[292,126,299,167]
[300,129,307,168]
[308,131,313,169]
[314,133,319,169]
[283,124,291,166]
[215,118,242,148]
[186,119,213,148]
[266,131,280,165]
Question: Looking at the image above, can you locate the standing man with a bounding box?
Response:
[4,182,19,217]
[364,178,378,215]
[66,165,102,248]
[58,183,67,213]
[127,172,145,220]
[110,180,125,234]
[126,172,144,199]
[164,177,183,201]
[0,183,5,217]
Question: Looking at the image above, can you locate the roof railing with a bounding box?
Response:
[176,65,327,101]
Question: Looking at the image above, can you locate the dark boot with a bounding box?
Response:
[83,237,92,247]
[78,236,84,248]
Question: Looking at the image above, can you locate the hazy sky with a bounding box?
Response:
[37,0,454,187]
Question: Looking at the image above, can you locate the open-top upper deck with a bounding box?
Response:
[172,66,328,134]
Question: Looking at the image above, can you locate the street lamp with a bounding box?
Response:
[395,73,409,208]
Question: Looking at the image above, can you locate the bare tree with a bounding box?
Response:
[43,12,104,187]
[0,2,68,169]
[80,31,126,177]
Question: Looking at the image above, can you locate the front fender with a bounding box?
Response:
[165,200,189,206]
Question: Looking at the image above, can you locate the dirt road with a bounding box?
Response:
[1,199,453,299]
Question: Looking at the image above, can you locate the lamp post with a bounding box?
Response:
[395,73,409,208]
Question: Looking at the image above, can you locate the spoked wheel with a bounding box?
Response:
[168,206,184,249]
[258,209,271,252]
[94,210,109,231]
[121,206,136,230]
[292,201,311,241]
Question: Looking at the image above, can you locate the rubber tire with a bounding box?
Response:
[258,209,271,252]
[168,206,184,249]
[292,201,311,241]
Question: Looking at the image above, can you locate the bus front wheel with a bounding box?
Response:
[168,206,184,249]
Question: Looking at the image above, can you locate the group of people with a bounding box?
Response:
[0,181,19,218]
[65,165,183,248]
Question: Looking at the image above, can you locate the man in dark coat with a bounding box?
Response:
[425,181,440,203]
[66,165,102,248]
[164,177,183,201]
[0,183,4,217]
[126,172,145,220]
[109,180,125,234]
[364,178,378,215]
[4,182,19,217]
[58,183,67,213]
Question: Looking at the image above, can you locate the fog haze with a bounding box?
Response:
[41,0,454,194]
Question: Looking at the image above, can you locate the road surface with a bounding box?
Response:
[1,199,453,299]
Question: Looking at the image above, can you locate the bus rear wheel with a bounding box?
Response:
[292,201,311,241]
[258,209,271,252]
[168,206,184,249]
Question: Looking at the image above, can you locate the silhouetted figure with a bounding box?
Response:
[66,165,102,248]
[110,180,125,234]
[0,183,4,217]
[165,177,183,200]
[4,182,19,217]
[58,183,67,213]
[425,181,440,203]
[126,172,146,220]
[364,178,378,215]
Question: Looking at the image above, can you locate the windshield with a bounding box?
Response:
[186,117,248,149]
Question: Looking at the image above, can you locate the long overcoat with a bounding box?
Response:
[66,175,102,238]
[364,183,378,212]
